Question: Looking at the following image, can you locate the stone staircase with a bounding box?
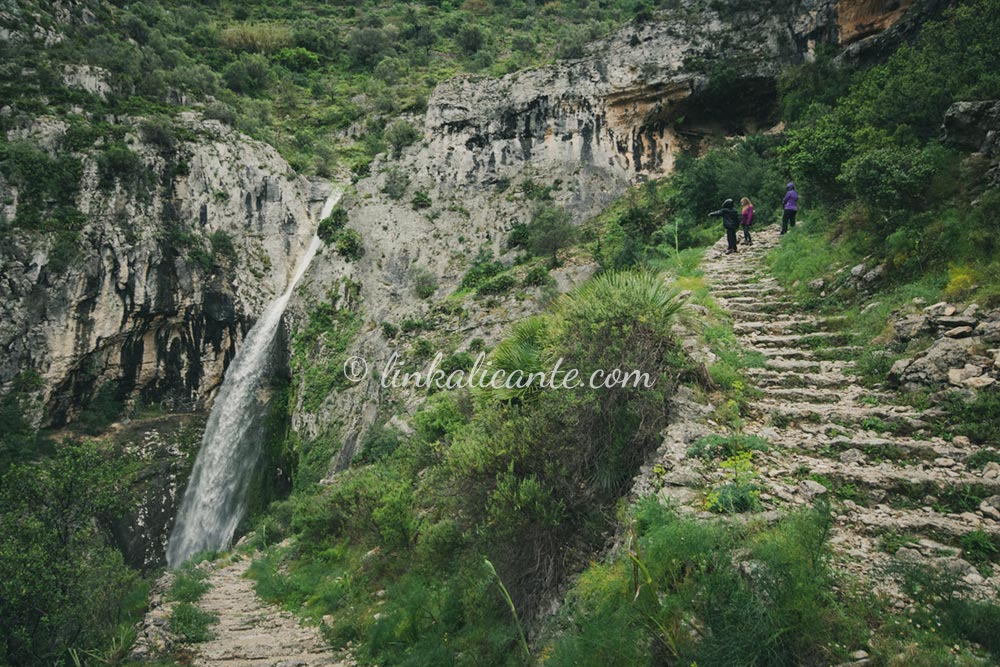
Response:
[636,225,1000,594]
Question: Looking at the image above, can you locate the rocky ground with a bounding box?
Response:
[133,555,353,667]
[635,223,1000,606]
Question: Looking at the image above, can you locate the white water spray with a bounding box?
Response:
[166,190,340,567]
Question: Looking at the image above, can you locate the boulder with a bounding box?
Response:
[839,448,866,465]
[943,325,975,338]
[976,317,1000,344]
[800,479,828,498]
[937,316,979,329]
[893,314,929,341]
[965,375,997,390]
[898,337,979,388]
[948,364,983,386]
[922,301,954,318]
[943,100,1000,154]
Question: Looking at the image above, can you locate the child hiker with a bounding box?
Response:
[740,197,754,245]
[709,198,740,254]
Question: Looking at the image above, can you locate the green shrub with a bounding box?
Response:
[0,442,140,666]
[333,228,364,260]
[382,167,410,200]
[461,248,505,289]
[399,317,428,334]
[317,206,348,243]
[354,423,404,465]
[527,204,575,267]
[169,602,217,643]
[97,143,145,190]
[223,53,276,95]
[168,569,211,604]
[411,267,438,299]
[687,434,770,460]
[522,265,551,287]
[411,190,432,209]
[47,231,80,274]
[476,272,515,296]
[506,222,529,249]
[705,453,763,514]
[274,46,320,72]
[219,22,293,53]
[547,501,860,666]
[384,120,420,157]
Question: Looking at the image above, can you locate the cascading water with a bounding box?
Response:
[166,190,340,567]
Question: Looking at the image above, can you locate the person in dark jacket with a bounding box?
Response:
[740,197,754,246]
[781,182,798,234]
[709,198,740,254]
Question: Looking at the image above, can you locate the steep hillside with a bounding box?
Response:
[0,0,978,666]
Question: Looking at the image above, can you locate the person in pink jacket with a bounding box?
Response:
[740,197,754,245]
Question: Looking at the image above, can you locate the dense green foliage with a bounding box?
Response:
[0,441,142,666]
[774,0,1000,294]
[544,500,861,666]
[251,271,692,665]
[589,135,786,270]
[0,0,662,176]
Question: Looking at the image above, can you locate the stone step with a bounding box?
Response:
[732,318,840,335]
[758,388,848,404]
[713,287,786,299]
[717,295,797,306]
[710,278,782,288]
[751,423,968,461]
[838,505,999,542]
[763,358,853,373]
[746,369,853,388]
[758,387,895,405]
[739,331,849,348]
[756,401,923,429]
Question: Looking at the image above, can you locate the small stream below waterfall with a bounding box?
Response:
[166,189,340,567]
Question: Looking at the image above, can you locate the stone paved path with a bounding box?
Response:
[186,557,349,667]
[133,556,352,667]
[636,224,1000,595]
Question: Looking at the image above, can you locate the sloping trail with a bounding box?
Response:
[187,557,349,667]
[136,556,352,667]
[643,224,1000,593]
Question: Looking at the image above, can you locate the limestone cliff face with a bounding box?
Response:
[837,0,917,45]
[0,113,327,425]
[289,0,940,464]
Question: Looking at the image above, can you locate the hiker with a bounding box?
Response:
[709,198,740,254]
[781,182,798,234]
[740,197,754,245]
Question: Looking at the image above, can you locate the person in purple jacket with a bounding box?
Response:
[781,182,798,234]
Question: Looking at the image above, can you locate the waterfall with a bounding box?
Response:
[166,190,339,567]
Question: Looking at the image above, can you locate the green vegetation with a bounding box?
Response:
[687,433,770,460]
[772,0,1000,303]
[543,500,861,665]
[317,206,349,243]
[168,603,218,643]
[251,271,691,665]
[410,267,438,299]
[168,568,211,605]
[588,136,786,271]
[0,0,660,177]
[0,441,143,666]
[292,293,363,415]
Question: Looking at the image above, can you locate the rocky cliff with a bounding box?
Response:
[288,0,943,466]
[1,112,328,425]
